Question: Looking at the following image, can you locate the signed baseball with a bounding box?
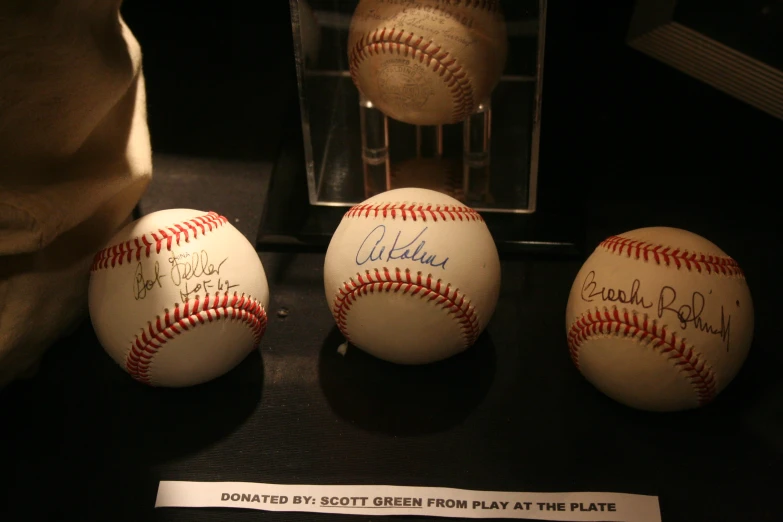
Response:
[348,0,507,126]
[324,187,500,364]
[566,227,754,412]
[88,209,270,387]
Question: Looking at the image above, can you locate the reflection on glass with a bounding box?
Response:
[463,99,492,205]
[389,157,463,201]
[359,95,390,198]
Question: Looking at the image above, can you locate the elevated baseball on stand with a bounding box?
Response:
[88,209,270,387]
[348,0,507,126]
[565,227,754,412]
[324,187,501,365]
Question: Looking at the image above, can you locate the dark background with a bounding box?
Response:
[674,0,783,69]
[1,1,781,522]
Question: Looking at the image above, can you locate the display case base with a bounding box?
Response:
[256,105,585,257]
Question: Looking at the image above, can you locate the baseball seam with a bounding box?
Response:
[599,236,744,277]
[90,211,228,271]
[349,28,475,123]
[568,307,717,405]
[332,267,480,347]
[125,292,268,385]
[345,202,483,222]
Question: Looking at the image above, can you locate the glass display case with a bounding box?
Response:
[293,0,544,213]
[258,0,584,254]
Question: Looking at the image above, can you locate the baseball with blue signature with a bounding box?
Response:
[324,188,501,364]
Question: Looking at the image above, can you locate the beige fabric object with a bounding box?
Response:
[0,0,152,386]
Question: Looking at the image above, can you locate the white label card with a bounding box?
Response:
[155,481,661,522]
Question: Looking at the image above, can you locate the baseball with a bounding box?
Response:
[324,187,501,364]
[88,209,270,387]
[348,0,507,126]
[565,227,754,412]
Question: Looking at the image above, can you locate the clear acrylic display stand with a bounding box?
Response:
[359,95,493,205]
[257,0,585,256]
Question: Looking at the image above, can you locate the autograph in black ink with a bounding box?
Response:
[657,286,732,352]
[168,250,238,302]
[355,224,449,269]
[580,270,654,309]
[580,271,733,351]
[131,249,239,303]
[169,250,227,286]
[133,261,165,300]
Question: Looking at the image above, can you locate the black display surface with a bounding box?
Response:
[1,2,781,522]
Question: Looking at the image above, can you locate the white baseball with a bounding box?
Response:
[348,0,508,126]
[88,209,270,387]
[324,187,500,364]
[565,227,754,412]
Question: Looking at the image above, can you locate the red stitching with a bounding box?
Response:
[567,307,717,405]
[599,236,744,276]
[125,292,268,385]
[332,267,480,347]
[349,28,475,122]
[90,211,228,272]
[344,203,483,222]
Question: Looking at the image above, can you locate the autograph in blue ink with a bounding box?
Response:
[355,225,449,269]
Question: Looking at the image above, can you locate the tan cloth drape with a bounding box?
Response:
[0,0,152,386]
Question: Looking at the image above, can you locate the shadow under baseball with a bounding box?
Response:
[318,325,496,436]
[5,318,263,459]
[0,319,264,520]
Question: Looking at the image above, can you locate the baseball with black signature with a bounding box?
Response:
[565,227,754,412]
[89,208,270,387]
